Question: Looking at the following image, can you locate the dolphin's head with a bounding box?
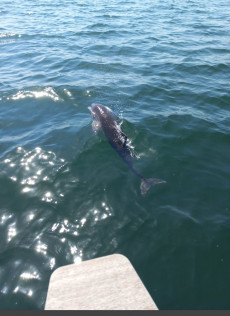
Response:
[88,103,112,121]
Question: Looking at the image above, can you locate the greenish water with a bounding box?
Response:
[0,0,230,310]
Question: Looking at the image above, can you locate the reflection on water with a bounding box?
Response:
[0,213,13,225]
[20,272,40,280]
[7,223,17,242]
[10,87,61,102]
[3,146,66,204]
[0,145,115,308]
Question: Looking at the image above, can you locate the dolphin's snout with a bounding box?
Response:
[88,103,99,114]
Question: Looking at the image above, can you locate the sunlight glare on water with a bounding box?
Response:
[3,146,66,205]
[10,88,60,102]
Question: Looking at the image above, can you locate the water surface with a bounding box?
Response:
[0,0,230,309]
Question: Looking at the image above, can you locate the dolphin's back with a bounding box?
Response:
[93,104,127,150]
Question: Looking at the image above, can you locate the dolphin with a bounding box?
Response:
[88,103,166,196]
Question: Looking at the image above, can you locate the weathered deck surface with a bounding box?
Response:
[45,254,158,310]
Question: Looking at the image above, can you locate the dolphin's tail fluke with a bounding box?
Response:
[140,178,166,196]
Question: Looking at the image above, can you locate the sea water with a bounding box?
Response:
[0,0,230,309]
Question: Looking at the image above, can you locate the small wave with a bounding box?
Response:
[161,205,199,224]
[8,87,61,102]
[0,33,22,39]
[0,33,22,45]
[87,22,109,29]
[74,29,118,37]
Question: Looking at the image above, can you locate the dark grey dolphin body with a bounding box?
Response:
[88,103,166,196]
